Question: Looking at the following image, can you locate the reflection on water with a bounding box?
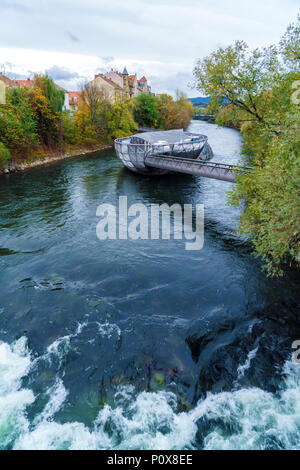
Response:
[0,121,299,450]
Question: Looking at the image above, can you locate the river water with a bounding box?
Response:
[0,120,299,450]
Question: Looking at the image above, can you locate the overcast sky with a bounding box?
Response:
[0,0,299,97]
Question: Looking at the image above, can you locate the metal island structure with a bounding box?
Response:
[115,129,248,183]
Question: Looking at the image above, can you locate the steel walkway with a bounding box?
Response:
[145,155,249,183]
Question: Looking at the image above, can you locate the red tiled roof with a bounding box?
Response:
[106,69,123,78]
[139,76,147,84]
[0,74,15,86]
[14,78,67,92]
[55,83,67,92]
[15,78,34,89]
[69,91,80,98]
[69,91,81,105]
[128,74,136,84]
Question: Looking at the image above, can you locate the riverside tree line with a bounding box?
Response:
[194,15,300,276]
[0,79,193,167]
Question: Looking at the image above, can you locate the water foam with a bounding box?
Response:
[0,338,34,449]
[236,346,259,380]
[1,337,300,450]
[97,321,121,339]
[43,322,87,367]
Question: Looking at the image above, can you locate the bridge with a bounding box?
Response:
[115,130,250,181]
[144,154,249,183]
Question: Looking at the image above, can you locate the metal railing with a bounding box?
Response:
[114,135,251,181]
[145,154,250,183]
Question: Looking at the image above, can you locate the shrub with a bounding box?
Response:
[0,142,10,169]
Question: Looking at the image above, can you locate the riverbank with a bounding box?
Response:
[1,119,299,450]
[0,144,114,176]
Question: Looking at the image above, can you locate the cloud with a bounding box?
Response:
[4,71,28,80]
[0,0,298,62]
[44,65,84,90]
[101,56,115,64]
[0,1,298,96]
[45,65,80,81]
[0,0,30,12]
[67,31,80,42]
[149,71,195,97]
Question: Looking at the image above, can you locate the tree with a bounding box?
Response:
[29,84,60,147]
[81,82,106,128]
[155,93,193,130]
[174,91,193,129]
[133,93,160,128]
[61,111,79,147]
[193,40,281,135]
[8,87,38,145]
[0,90,38,156]
[34,75,65,114]
[193,16,300,275]
[0,142,10,169]
[280,14,300,70]
[76,97,98,147]
[108,100,137,139]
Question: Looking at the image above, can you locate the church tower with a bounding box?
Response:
[122,67,129,98]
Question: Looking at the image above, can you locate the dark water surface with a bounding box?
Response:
[0,121,299,450]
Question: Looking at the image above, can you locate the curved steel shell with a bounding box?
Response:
[114,130,213,175]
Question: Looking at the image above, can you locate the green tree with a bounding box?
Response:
[62,111,79,147]
[0,106,36,156]
[280,14,300,70]
[34,75,65,114]
[8,87,38,145]
[29,76,63,147]
[193,16,300,275]
[193,40,281,135]
[133,93,160,128]
[0,142,10,169]
[155,93,193,130]
[108,100,137,139]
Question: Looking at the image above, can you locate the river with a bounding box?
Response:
[0,120,299,450]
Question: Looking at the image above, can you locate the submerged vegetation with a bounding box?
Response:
[194,15,300,275]
[0,76,193,170]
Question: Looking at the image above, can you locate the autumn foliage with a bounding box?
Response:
[133,92,193,130]
[194,15,300,275]
[0,74,193,170]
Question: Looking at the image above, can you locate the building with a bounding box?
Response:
[1,68,153,110]
[87,67,152,104]
[9,78,70,111]
[137,76,151,94]
[105,69,124,89]
[14,78,34,89]
[91,73,126,103]
[0,74,16,104]
[69,91,81,112]
[0,73,15,88]
[54,83,70,111]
